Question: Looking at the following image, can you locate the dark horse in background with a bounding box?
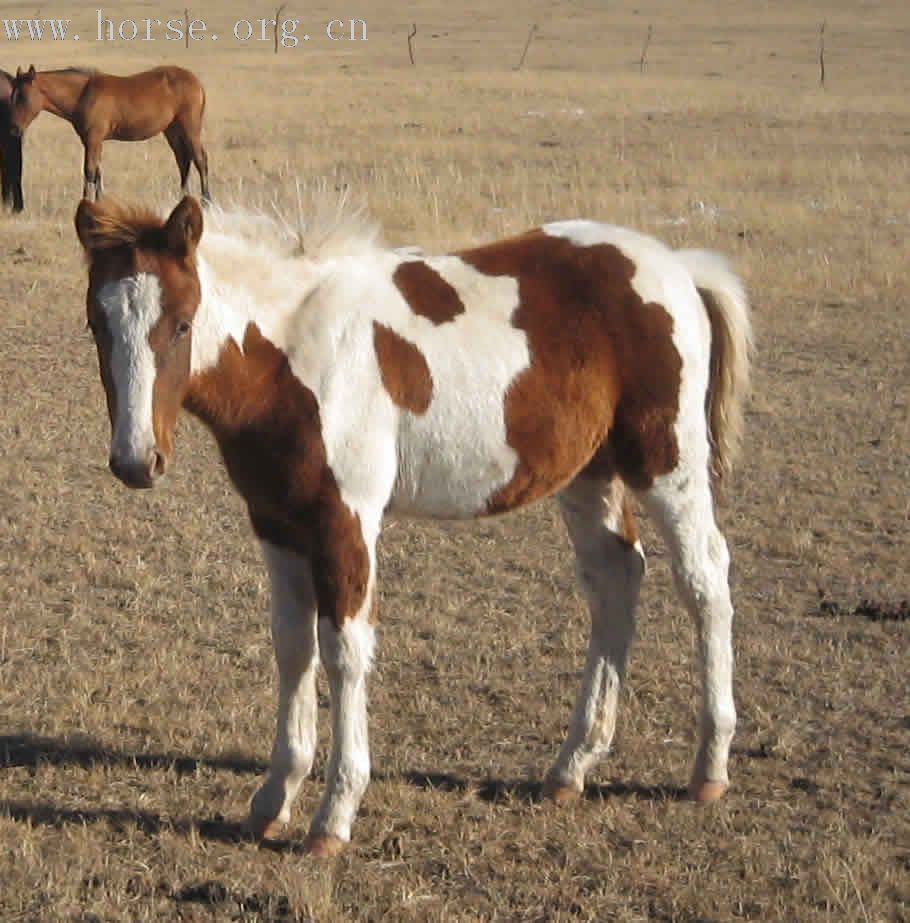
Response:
[1,69,24,211]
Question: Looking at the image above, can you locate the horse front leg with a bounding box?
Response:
[82,138,102,201]
[303,503,384,857]
[248,541,320,840]
[1,134,24,211]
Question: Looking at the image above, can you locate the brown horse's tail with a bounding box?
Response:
[677,249,754,482]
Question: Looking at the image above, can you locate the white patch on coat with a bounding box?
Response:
[389,256,528,517]
[97,273,162,465]
[191,234,328,375]
[281,251,529,520]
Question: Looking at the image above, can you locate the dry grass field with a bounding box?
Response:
[1,1,908,919]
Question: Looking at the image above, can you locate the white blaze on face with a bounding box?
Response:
[97,272,163,466]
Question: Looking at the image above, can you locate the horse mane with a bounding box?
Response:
[80,190,383,278]
[49,67,97,77]
[203,187,382,263]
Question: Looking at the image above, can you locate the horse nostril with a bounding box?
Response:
[109,453,156,489]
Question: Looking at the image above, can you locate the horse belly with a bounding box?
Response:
[109,120,160,142]
[390,397,521,518]
[382,312,532,518]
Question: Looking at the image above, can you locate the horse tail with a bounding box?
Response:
[677,249,754,482]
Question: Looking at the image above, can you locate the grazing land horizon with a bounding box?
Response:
[1,1,907,920]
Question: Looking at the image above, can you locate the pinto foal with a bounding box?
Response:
[10,65,209,201]
[76,195,752,856]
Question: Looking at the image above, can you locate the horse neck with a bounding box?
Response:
[184,246,325,427]
[35,71,90,120]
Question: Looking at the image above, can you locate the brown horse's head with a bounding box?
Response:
[8,66,41,136]
[76,196,203,488]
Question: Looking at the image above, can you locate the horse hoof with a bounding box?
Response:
[689,780,728,802]
[248,815,286,841]
[303,832,347,857]
[542,778,582,804]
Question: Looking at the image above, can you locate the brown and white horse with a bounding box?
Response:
[75,195,752,856]
[9,65,209,202]
[0,69,24,211]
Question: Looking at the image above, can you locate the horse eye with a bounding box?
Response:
[175,320,191,338]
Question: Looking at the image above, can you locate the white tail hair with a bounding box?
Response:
[677,249,754,481]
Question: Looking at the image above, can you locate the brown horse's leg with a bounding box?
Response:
[191,140,210,204]
[1,140,11,209]
[164,124,192,196]
[82,137,103,201]
[9,134,24,212]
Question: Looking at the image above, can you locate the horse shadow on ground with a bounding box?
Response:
[402,770,687,804]
[0,732,267,777]
[0,732,685,853]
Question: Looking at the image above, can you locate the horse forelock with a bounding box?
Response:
[81,201,168,254]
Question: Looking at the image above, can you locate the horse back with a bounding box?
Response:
[334,224,702,517]
[83,66,205,138]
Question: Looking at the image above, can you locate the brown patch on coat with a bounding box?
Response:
[457,230,682,512]
[372,322,433,414]
[186,324,371,627]
[79,198,371,627]
[392,259,465,324]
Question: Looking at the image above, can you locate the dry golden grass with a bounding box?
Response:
[1,1,908,920]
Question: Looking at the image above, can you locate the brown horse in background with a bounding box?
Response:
[8,65,209,202]
[0,69,24,211]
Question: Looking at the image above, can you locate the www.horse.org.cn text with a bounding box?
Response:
[2,13,368,47]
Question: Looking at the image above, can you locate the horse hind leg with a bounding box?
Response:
[639,455,736,802]
[164,125,192,197]
[544,475,645,801]
[192,142,210,204]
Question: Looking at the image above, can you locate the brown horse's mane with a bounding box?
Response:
[48,67,97,76]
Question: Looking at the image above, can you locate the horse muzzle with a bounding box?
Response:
[109,449,167,489]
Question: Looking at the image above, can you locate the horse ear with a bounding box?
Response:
[16,66,23,78]
[164,196,203,255]
[74,198,101,251]
[27,65,35,79]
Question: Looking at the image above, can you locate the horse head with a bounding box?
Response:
[76,196,203,488]
[8,65,40,136]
